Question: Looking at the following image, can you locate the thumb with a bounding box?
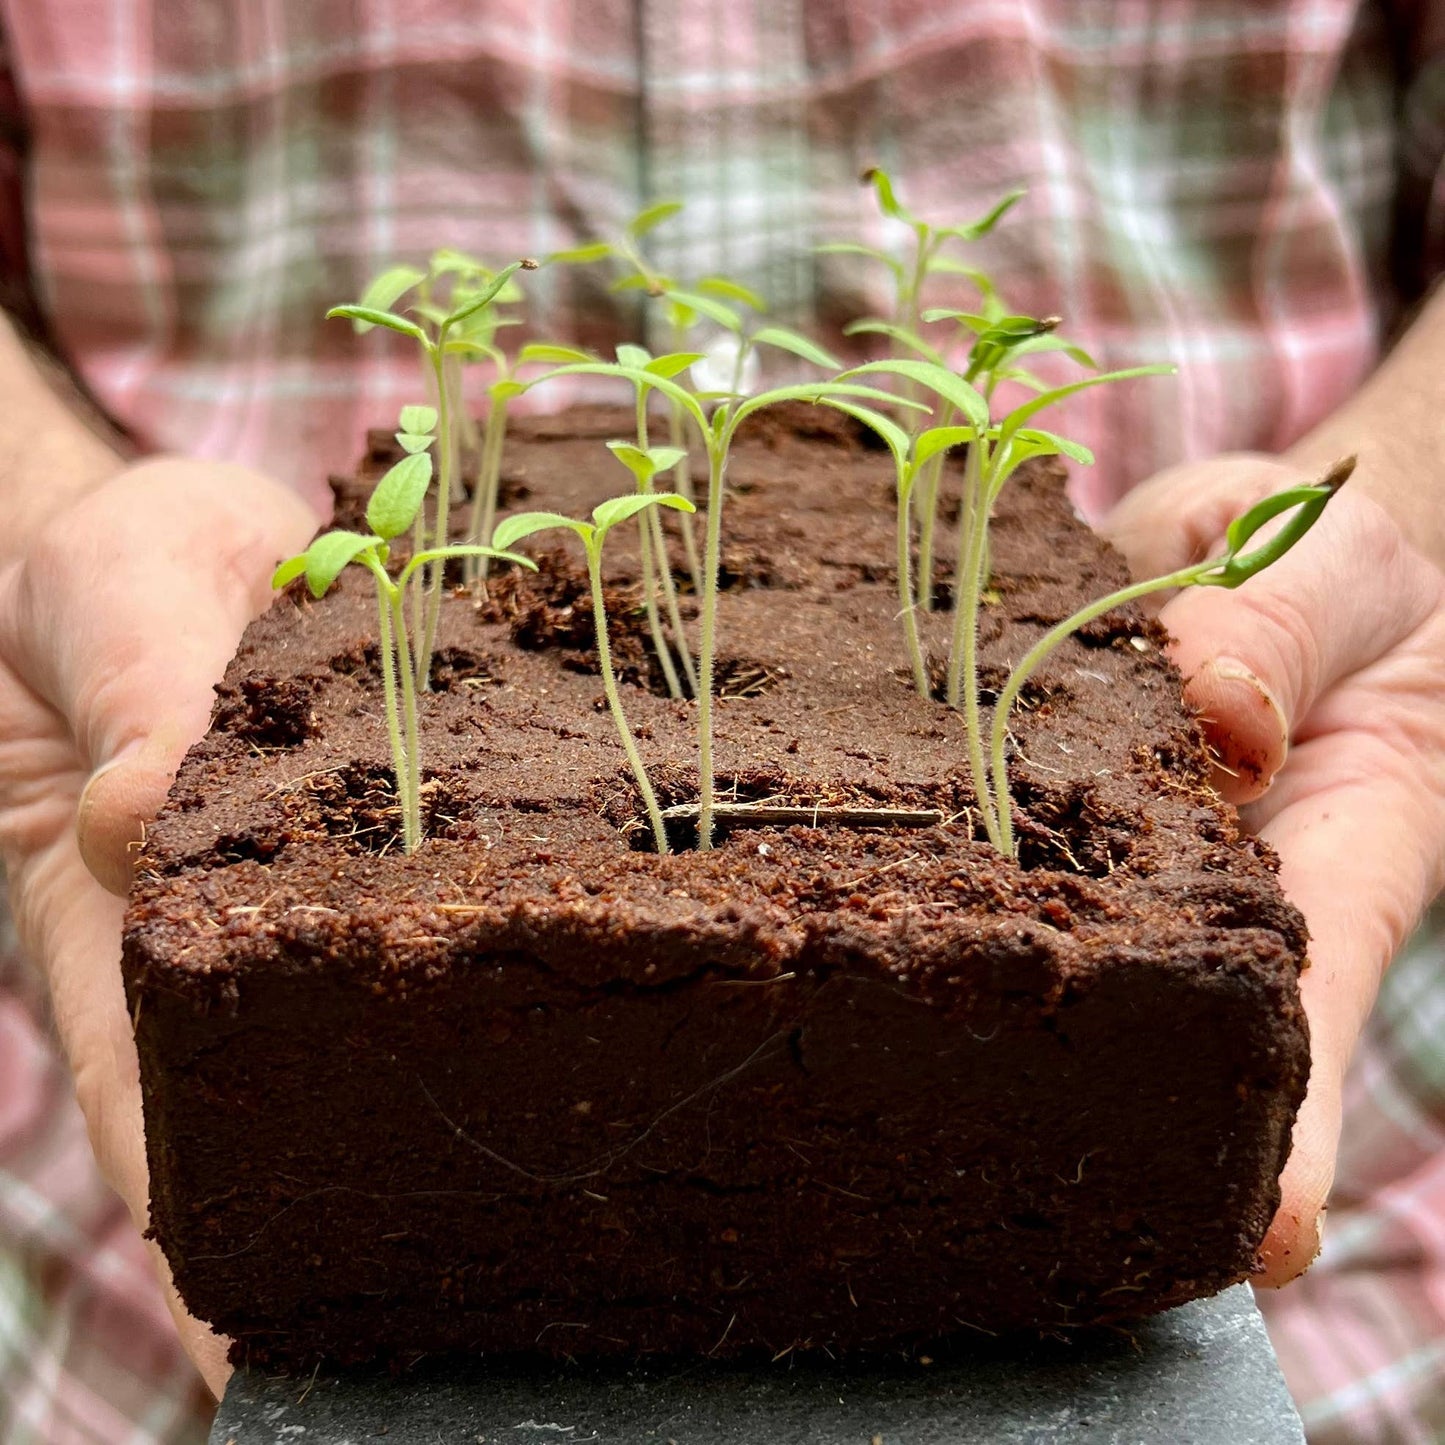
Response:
[5,457,322,894]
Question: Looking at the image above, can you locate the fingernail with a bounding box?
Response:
[1194,656,1289,797]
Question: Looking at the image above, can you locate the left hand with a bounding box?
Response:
[1103,452,1445,1285]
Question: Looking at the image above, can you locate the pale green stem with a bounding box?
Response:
[390,584,425,852]
[464,401,499,585]
[634,385,696,692]
[638,506,683,699]
[371,571,417,854]
[588,540,670,855]
[417,345,456,689]
[669,389,705,594]
[650,504,698,693]
[991,564,1203,859]
[696,441,727,851]
[946,437,1002,850]
[914,399,955,611]
[896,468,929,699]
[470,392,509,587]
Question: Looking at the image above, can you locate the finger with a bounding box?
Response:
[0,458,321,895]
[1158,491,1439,803]
[1250,724,1445,1284]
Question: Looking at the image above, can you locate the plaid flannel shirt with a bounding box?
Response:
[1,2,1443,1440]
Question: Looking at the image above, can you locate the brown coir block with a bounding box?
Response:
[122,405,1309,1369]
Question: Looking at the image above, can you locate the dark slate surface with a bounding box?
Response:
[210,1286,1304,1444]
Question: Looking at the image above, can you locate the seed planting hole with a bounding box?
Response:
[1010,782,1136,878]
[328,642,505,694]
[212,674,319,750]
[285,763,473,855]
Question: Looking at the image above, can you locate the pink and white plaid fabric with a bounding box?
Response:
[2,2,1444,1440]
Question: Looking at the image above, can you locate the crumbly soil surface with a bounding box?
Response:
[124,404,1310,1370]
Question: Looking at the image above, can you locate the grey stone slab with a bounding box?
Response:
[211,1285,1303,1444]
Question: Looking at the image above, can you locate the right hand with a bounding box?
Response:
[0,456,324,1396]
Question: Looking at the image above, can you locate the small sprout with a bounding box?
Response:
[989,460,1353,857]
[329,256,539,688]
[493,493,697,855]
[273,407,532,854]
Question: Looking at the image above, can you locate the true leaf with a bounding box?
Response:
[592,492,695,534]
[922,307,993,334]
[1012,427,1094,465]
[395,432,432,455]
[751,326,840,370]
[326,305,428,344]
[861,167,913,225]
[628,200,684,238]
[492,511,588,552]
[367,452,434,541]
[300,530,380,598]
[398,404,437,434]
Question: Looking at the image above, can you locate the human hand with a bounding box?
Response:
[1103,453,1445,1285]
[0,457,323,1396]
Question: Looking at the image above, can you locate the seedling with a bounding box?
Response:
[989,459,1353,857]
[328,256,539,688]
[272,406,532,854]
[522,358,926,850]
[551,202,770,591]
[492,493,697,855]
[839,354,1170,849]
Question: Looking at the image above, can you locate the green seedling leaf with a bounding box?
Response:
[664,288,743,333]
[605,441,689,487]
[353,266,427,329]
[405,543,536,578]
[395,432,432,455]
[840,359,989,429]
[843,319,945,366]
[1008,333,1098,368]
[922,307,993,335]
[592,491,695,535]
[751,326,841,369]
[628,200,684,238]
[940,187,1026,241]
[492,511,589,552]
[913,425,981,469]
[547,241,616,265]
[1012,427,1094,466]
[271,555,308,589]
[647,446,687,473]
[367,452,434,541]
[697,276,767,311]
[611,272,663,295]
[860,166,914,226]
[815,241,905,282]
[398,404,437,435]
[923,259,1004,312]
[616,343,653,368]
[490,379,528,401]
[326,305,428,344]
[300,530,380,598]
[645,351,705,378]
[1214,458,1353,586]
[821,400,911,471]
[997,365,1175,448]
[444,259,537,330]
[729,379,930,434]
[519,342,595,364]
